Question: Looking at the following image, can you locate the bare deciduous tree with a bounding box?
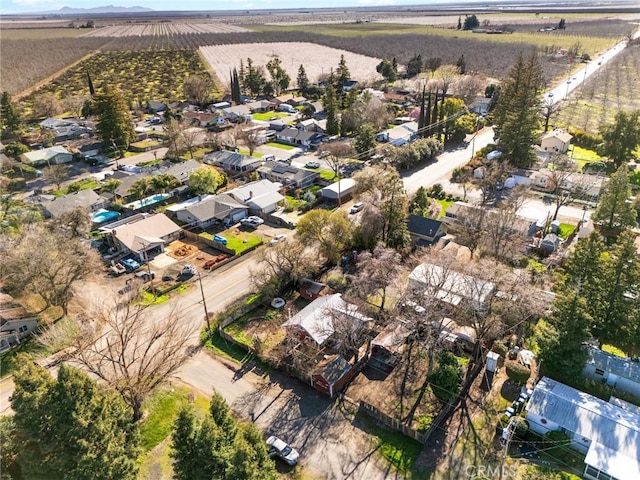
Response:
[48,206,92,238]
[237,126,262,156]
[33,93,62,118]
[47,163,69,190]
[0,224,101,316]
[71,300,198,421]
[323,141,355,179]
[349,243,403,311]
[63,94,90,119]
[251,239,321,297]
[184,75,213,105]
[540,154,595,220]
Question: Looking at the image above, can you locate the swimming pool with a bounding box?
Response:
[92,210,121,224]
[124,193,170,210]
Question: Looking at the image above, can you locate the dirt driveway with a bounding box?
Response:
[175,351,399,480]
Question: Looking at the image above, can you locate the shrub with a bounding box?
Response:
[428,352,463,403]
[416,414,433,433]
[567,127,602,150]
[492,340,508,358]
[505,361,531,385]
[601,344,626,358]
[512,416,529,437]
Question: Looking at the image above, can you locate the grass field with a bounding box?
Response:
[0,28,87,40]
[200,229,263,254]
[252,112,289,121]
[52,178,101,196]
[265,142,295,150]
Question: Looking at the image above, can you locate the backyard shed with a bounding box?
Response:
[311,354,354,397]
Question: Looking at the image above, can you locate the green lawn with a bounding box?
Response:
[52,178,101,196]
[200,230,263,254]
[265,142,295,150]
[202,327,255,364]
[356,411,423,478]
[237,148,264,158]
[569,146,604,171]
[130,139,161,150]
[319,169,338,181]
[557,222,576,239]
[252,112,288,121]
[435,199,453,218]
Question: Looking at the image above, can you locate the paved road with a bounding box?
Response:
[176,351,395,480]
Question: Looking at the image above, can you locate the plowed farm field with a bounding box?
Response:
[200,42,382,86]
[80,23,248,37]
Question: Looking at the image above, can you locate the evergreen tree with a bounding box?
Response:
[171,408,198,480]
[336,54,351,89]
[11,361,138,480]
[406,54,423,77]
[558,18,566,30]
[0,91,21,132]
[353,123,376,154]
[296,64,309,93]
[539,290,591,382]
[238,59,245,88]
[561,232,605,296]
[209,392,237,443]
[463,14,480,30]
[457,16,462,30]
[93,86,136,151]
[324,84,340,136]
[599,110,640,168]
[592,164,637,235]
[86,71,95,96]
[456,54,466,74]
[266,55,291,96]
[231,68,241,104]
[227,424,277,480]
[376,59,398,83]
[417,87,427,137]
[410,186,430,216]
[493,50,543,168]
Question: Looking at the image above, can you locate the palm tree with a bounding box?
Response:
[128,177,153,200]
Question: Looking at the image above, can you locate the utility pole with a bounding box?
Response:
[499,417,515,480]
[197,270,211,334]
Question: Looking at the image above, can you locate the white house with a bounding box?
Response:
[540,129,573,154]
[583,347,640,400]
[0,292,38,352]
[102,213,182,259]
[376,121,418,146]
[320,178,356,202]
[203,150,263,174]
[21,146,73,166]
[42,188,105,218]
[408,262,496,312]
[282,293,372,346]
[526,376,640,480]
[227,179,284,214]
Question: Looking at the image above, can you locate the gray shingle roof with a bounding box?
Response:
[587,347,640,383]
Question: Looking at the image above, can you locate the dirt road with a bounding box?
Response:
[176,351,397,480]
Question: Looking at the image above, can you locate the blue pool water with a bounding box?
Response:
[92,210,121,224]
[124,193,170,210]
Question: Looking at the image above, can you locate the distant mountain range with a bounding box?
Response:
[41,5,154,15]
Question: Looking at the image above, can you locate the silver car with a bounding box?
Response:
[266,436,299,466]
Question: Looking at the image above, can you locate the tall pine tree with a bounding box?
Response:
[324,83,340,136]
[0,91,21,132]
[592,164,637,235]
[493,50,543,168]
[94,86,136,151]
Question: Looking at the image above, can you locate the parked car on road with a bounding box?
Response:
[266,436,299,466]
[305,161,320,169]
[269,234,287,246]
[349,202,364,214]
[135,270,156,282]
[121,258,141,271]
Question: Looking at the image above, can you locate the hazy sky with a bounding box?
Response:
[2,0,474,15]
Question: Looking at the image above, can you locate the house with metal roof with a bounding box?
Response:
[408,262,496,312]
[203,150,263,174]
[526,376,640,480]
[282,293,373,346]
[41,189,106,218]
[583,347,640,400]
[320,178,356,203]
[227,179,284,214]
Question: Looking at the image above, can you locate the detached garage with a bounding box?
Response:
[311,354,354,397]
[320,178,356,203]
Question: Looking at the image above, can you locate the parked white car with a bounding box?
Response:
[266,436,299,466]
[269,234,287,246]
[349,202,364,214]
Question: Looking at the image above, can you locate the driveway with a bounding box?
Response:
[175,351,398,480]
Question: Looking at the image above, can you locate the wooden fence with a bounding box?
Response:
[359,401,427,443]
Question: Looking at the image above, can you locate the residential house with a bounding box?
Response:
[183,111,218,128]
[204,150,262,174]
[273,94,294,105]
[529,169,606,202]
[526,376,640,480]
[310,101,325,120]
[311,354,354,397]
[42,188,106,218]
[297,119,326,134]
[227,179,284,214]
[47,123,90,144]
[407,214,446,247]
[114,171,151,199]
[376,121,418,146]
[583,347,640,400]
[102,213,182,260]
[299,278,329,301]
[342,80,359,92]
[146,100,167,113]
[275,128,323,149]
[171,194,248,228]
[368,322,411,373]
[39,117,72,129]
[222,105,252,123]
[540,128,573,154]
[211,101,231,110]
[246,100,275,113]
[320,178,356,203]
[0,292,38,353]
[408,262,496,312]
[443,201,533,237]
[529,232,562,253]
[21,146,73,167]
[153,159,201,185]
[256,161,319,189]
[282,293,373,347]
[468,97,492,115]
